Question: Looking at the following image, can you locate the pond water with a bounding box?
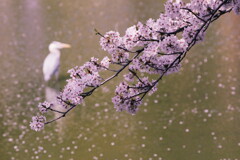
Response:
[0,0,240,160]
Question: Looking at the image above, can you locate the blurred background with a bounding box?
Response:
[0,0,240,160]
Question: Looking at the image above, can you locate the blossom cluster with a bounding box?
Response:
[233,0,240,15]
[59,57,110,106]
[29,115,46,132]
[30,0,238,131]
[37,101,53,113]
[112,77,158,114]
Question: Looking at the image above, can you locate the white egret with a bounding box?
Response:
[43,41,71,82]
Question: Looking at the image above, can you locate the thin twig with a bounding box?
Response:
[181,8,207,22]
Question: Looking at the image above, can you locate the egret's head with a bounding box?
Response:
[49,41,71,52]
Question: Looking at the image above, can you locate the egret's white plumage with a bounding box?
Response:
[43,41,71,82]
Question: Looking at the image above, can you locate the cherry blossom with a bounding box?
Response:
[30,115,46,132]
[101,56,110,68]
[100,31,122,54]
[38,101,53,113]
[233,0,240,15]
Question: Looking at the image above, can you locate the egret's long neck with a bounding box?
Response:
[50,49,61,57]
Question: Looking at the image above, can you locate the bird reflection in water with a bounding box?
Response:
[45,86,68,139]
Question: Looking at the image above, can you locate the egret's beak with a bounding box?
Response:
[61,43,71,48]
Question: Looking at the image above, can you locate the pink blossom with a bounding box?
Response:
[30,115,46,132]
[111,51,129,63]
[233,1,240,15]
[160,35,187,54]
[123,25,140,50]
[165,0,184,19]
[60,78,84,105]
[38,101,53,113]
[100,31,122,54]
[101,56,110,68]
[183,25,205,44]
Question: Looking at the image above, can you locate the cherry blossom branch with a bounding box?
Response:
[30,0,240,131]
[46,107,65,114]
[44,104,76,125]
